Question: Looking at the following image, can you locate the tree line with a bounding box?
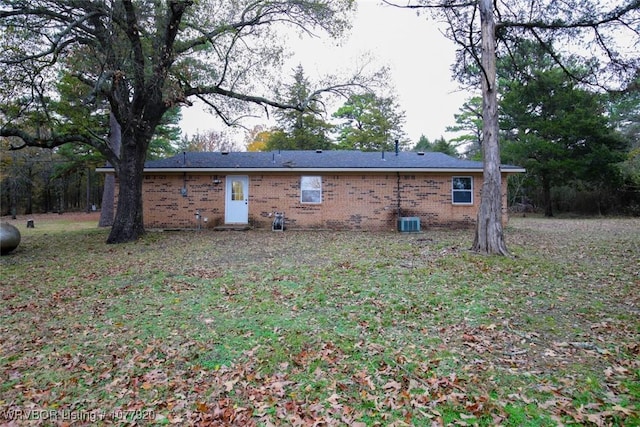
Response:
[244,57,638,218]
[446,42,640,218]
[2,27,638,220]
[1,0,638,255]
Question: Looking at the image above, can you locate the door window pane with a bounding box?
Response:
[232,180,244,201]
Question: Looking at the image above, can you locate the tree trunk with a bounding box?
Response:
[106,136,148,244]
[99,113,121,227]
[542,174,553,217]
[86,167,91,213]
[10,176,17,219]
[472,0,510,256]
[25,175,33,215]
[99,174,117,226]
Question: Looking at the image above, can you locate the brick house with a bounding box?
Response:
[105,150,524,231]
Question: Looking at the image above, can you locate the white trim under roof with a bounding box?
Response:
[96,167,526,174]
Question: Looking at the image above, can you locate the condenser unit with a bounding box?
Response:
[398,217,420,232]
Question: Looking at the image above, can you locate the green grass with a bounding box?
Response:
[1,215,638,425]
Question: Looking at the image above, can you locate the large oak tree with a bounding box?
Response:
[387,0,639,255]
[0,0,362,243]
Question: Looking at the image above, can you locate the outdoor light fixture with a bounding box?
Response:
[212,176,222,185]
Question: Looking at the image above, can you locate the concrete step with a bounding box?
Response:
[213,224,252,231]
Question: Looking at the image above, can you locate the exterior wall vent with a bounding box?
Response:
[398,217,420,232]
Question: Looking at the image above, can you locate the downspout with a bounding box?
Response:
[395,140,401,217]
[396,172,402,218]
[181,152,187,197]
[181,172,187,196]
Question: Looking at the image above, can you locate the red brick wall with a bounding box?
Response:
[137,172,511,230]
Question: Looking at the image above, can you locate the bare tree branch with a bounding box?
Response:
[0,126,116,167]
[0,6,102,65]
[498,0,640,30]
[382,0,476,9]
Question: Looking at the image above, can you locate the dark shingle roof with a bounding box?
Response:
[140,150,524,172]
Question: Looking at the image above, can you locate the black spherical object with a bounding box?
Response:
[0,222,21,255]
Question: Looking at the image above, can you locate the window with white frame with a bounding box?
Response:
[452,176,473,204]
[301,176,322,204]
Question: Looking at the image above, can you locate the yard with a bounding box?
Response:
[1,214,638,426]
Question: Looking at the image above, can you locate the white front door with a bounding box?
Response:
[225,175,249,223]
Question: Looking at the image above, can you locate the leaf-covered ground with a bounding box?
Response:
[1,214,638,426]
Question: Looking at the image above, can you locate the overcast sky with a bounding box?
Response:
[179,1,471,147]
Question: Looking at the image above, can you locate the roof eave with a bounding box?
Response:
[143,167,488,173]
[97,167,525,174]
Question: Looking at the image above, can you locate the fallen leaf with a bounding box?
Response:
[383,380,402,391]
[611,405,632,415]
[326,393,340,405]
[224,378,239,392]
[462,334,477,342]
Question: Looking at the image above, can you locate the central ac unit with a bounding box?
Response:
[398,217,420,232]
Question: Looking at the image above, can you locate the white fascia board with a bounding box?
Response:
[138,167,487,173]
[98,166,525,174]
